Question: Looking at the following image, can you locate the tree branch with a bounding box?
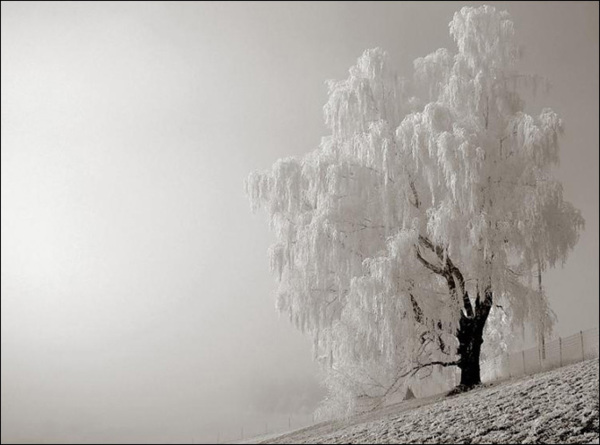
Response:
[409,294,424,324]
[418,235,474,318]
[415,246,446,276]
[410,360,459,373]
[369,358,459,411]
[418,235,445,259]
[409,180,421,209]
[494,304,506,314]
[475,286,493,316]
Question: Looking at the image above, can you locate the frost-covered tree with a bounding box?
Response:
[246,5,583,410]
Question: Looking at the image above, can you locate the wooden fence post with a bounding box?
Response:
[559,337,563,367]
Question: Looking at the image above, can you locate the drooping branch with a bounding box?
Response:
[410,291,451,358]
[371,359,459,410]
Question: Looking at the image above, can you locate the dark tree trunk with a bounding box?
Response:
[456,290,492,388]
[413,234,494,390]
[457,314,484,387]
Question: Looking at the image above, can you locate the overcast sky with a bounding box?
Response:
[1,2,598,444]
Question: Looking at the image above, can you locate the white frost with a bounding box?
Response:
[246,5,584,415]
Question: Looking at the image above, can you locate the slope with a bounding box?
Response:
[261,359,599,444]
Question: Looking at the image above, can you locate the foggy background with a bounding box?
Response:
[1,2,598,443]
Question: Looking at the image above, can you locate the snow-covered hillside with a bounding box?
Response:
[259,359,599,444]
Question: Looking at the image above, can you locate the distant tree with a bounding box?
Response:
[246,5,583,414]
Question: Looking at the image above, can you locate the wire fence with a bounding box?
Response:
[221,412,316,444]
[481,326,599,383]
[226,326,599,444]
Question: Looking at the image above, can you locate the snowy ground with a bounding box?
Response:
[254,359,599,444]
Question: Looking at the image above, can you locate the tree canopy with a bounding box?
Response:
[247,5,583,416]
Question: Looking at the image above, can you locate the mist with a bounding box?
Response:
[1,2,598,444]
